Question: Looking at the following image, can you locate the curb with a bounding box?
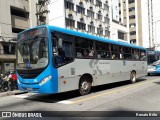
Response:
[0,90,27,98]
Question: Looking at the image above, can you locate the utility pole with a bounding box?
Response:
[148,0,154,49]
[148,0,151,48]
[151,0,154,49]
[36,0,50,25]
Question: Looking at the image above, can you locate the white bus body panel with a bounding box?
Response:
[58,59,147,93]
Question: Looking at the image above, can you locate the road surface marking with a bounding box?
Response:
[57,100,74,104]
[13,94,28,98]
[69,78,160,105]
[13,95,74,104]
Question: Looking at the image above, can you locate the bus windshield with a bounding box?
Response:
[17,27,48,69]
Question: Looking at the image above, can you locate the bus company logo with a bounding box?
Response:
[89,60,110,75]
[2,112,11,117]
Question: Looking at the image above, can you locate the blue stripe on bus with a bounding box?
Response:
[19,25,146,51]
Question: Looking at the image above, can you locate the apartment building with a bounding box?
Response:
[47,0,129,42]
[121,0,146,47]
[0,0,37,74]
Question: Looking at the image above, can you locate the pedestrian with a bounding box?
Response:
[11,72,17,90]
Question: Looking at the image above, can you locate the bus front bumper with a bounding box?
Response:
[17,79,58,94]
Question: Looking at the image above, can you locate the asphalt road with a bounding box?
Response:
[0,75,160,119]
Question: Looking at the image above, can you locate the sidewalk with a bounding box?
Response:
[0,90,27,98]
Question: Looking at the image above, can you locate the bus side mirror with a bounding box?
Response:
[58,38,63,48]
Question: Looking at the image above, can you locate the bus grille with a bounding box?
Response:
[17,68,44,79]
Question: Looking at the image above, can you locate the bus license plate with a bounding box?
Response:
[27,88,32,90]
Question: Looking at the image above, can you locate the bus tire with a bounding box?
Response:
[79,76,92,95]
[130,71,136,83]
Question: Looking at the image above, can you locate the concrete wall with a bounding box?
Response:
[29,0,38,27]
[0,0,29,41]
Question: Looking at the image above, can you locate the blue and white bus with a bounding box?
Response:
[147,50,160,65]
[16,25,147,95]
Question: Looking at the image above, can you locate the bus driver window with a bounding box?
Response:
[52,32,74,67]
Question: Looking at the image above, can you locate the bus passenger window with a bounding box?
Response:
[76,49,82,57]
[75,37,94,59]
[83,50,88,57]
[133,49,139,60]
[52,32,74,67]
[140,51,146,60]
[123,47,132,60]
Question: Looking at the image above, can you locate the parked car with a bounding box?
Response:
[147,60,160,75]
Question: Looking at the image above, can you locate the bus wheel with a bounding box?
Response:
[130,71,136,83]
[79,76,92,95]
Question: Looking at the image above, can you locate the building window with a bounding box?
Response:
[104,17,110,24]
[96,0,102,8]
[129,23,136,28]
[87,9,94,19]
[12,27,24,33]
[66,1,74,10]
[76,5,85,14]
[66,18,75,28]
[118,31,125,40]
[119,3,121,7]
[97,26,103,36]
[130,31,136,35]
[104,4,109,11]
[129,7,135,12]
[128,0,135,4]
[10,6,29,19]
[105,30,110,37]
[88,25,95,34]
[89,0,94,4]
[97,11,102,20]
[2,43,16,55]
[77,22,86,30]
[129,15,135,19]
[130,39,136,44]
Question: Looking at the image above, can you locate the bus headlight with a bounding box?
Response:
[40,76,52,86]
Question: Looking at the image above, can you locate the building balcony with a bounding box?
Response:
[0,54,16,61]
[129,19,136,24]
[0,42,16,61]
[129,11,136,16]
[128,3,135,8]
[129,27,136,32]
[130,35,136,40]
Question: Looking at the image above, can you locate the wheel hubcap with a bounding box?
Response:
[132,74,136,82]
[81,82,89,91]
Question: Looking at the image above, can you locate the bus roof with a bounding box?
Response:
[19,25,146,51]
